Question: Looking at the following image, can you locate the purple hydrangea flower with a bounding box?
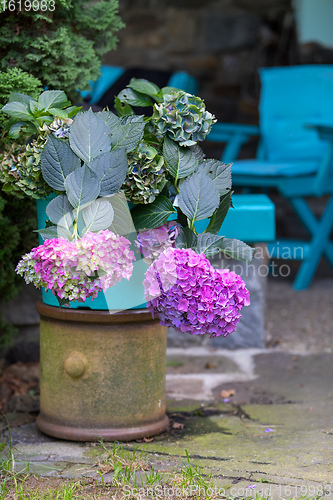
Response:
[143,247,250,337]
[135,222,181,263]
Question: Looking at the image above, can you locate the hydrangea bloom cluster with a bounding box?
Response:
[143,247,250,337]
[16,230,134,303]
[152,90,217,147]
[123,142,167,204]
[0,118,72,199]
[135,222,181,263]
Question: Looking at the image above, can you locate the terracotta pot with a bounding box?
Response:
[36,301,169,441]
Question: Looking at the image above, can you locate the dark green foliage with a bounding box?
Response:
[0,68,43,133]
[0,1,124,341]
[0,0,124,101]
[0,194,38,344]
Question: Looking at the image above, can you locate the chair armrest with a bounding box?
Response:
[306,123,333,196]
[207,123,260,163]
[306,123,333,143]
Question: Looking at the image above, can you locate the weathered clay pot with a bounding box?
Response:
[36,301,169,441]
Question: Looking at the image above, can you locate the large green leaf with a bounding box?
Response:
[117,88,153,107]
[38,90,69,110]
[163,137,198,181]
[110,121,145,153]
[131,195,176,230]
[128,78,160,98]
[36,225,72,240]
[219,238,254,262]
[205,191,233,235]
[175,227,198,250]
[1,101,33,121]
[48,108,69,119]
[107,192,136,236]
[177,170,220,223]
[41,136,81,191]
[200,159,232,195]
[8,122,27,139]
[69,109,111,163]
[81,199,114,235]
[114,97,135,117]
[97,110,120,131]
[9,92,34,106]
[64,164,100,211]
[120,115,145,125]
[194,233,225,257]
[88,150,128,197]
[29,100,39,115]
[189,144,205,162]
[46,194,75,234]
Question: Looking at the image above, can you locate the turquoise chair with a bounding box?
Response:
[80,66,199,105]
[207,65,333,290]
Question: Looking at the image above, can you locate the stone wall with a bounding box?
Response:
[106,0,295,123]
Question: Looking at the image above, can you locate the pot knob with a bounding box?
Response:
[64,353,86,378]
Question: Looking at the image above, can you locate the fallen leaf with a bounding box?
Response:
[220,389,235,398]
[205,362,217,369]
[172,422,184,430]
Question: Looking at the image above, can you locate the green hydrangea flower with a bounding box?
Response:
[152,90,216,147]
[0,118,72,199]
[123,143,167,204]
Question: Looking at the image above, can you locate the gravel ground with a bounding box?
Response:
[265,276,333,353]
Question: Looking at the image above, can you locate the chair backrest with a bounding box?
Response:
[259,65,333,162]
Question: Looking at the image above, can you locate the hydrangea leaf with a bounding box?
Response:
[88,150,128,197]
[128,78,160,98]
[120,115,145,125]
[178,170,220,223]
[175,227,197,249]
[69,108,111,163]
[117,87,153,107]
[35,225,72,240]
[199,159,232,196]
[110,121,146,153]
[219,238,254,262]
[97,110,120,131]
[9,92,34,105]
[81,199,114,235]
[114,96,135,117]
[194,233,225,257]
[107,192,136,236]
[163,136,198,181]
[205,191,233,235]
[131,195,176,230]
[1,101,33,121]
[29,100,39,115]
[189,144,205,162]
[8,122,26,139]
[41,136,81,191]
[46,194,75,231]
[35,226,58,240]
[38,90,69,110]
[48,108,68,119]
[64,164,100,211]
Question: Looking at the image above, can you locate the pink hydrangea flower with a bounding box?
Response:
[135,222,181,263]
[16,230,135,303]
[143,247,250,337]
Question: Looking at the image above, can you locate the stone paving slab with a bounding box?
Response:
[1,347,333,499]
